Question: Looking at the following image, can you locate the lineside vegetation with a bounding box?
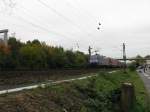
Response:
[0,70,149,112]
[0,37,88,70]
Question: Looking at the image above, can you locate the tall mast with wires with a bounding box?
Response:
[88,46,92,57]
[123,43,127,72]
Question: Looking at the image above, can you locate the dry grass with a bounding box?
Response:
[0,69,101,90]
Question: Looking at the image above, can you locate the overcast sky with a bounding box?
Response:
[0,0,150,58]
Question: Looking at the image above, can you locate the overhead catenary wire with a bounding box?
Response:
[36,0,97,48]
[1,0,15,9]
[62,0,102,37]
[14,5,75,42]
[36,0,95,37]
[64,0,97,24]
[1,0,8,12]
[11,14,74,42]
[37,0,79,27]
[70,0,102,33]
[1,0,99,51]
[1,1,77,42]
[0,17,36,33]
[76,0,98,21]
[1,0,16,15]
[62,0,98,34]
[14,0,98,41]
[19,6,91,49]
[1,15,78,48]
[0,1,87,50]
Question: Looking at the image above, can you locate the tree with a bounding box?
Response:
[19,44,47,70]
[8,37,23,53]
[145,55,150,58]
[128,61,136,71]
[75,51,88,68]
[65,50,76,68]
[0,37,89,70]
[46,47,67,68]
[0,44,14,70]
[31,39,41,45]
[8,37,23,69]
[135,55,145,66]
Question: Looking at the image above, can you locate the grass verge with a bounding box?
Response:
[0,70,149,112]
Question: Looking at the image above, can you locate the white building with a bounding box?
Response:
[0,29,8,46]
[146,60,150,65]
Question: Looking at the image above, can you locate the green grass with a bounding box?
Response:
[96,70,150,112]
[69,70,150,112]
[0,70,149,112]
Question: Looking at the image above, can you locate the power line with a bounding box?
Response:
[17,0,97,45]
[64,1,101,37]
[17,5,88,43]
[74,0,98,24]
[1,0,16,9]
[63,0,96,26]
[12,14,74,41]
[0,1,76,41]
[63,0,99,35]
[37,0,77,26]
[36,0,94,37]
[1,1,85,48]
[65,0,97,23]
[1,0,99,51]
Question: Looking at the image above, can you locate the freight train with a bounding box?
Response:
[89,54,123,68]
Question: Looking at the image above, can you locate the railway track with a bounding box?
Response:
[0,70,117,95]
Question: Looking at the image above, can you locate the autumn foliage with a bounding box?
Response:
[0,37,88,70]
[0,44,10,54]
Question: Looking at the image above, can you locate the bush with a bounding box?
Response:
[0,38,89,70]
[128,63,136,71]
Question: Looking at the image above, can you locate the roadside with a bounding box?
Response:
[137,69,150,94]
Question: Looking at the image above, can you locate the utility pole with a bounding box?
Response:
[123,43,127,72]
[88,46,92,63]
[76,43,79,51]
[88,46,92,57]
